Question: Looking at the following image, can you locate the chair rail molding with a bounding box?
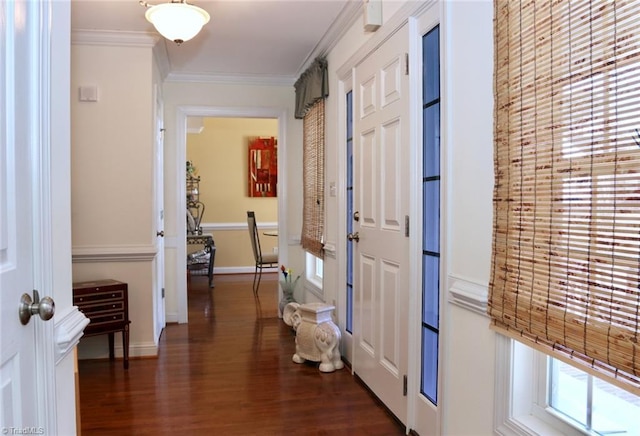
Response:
[54,306,90,364]
[447,274,488,316]
[201,221,277,231]
[72,244,157,262]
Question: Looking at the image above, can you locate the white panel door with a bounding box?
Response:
[352,24,410,424]
[1,0,56,430]
[154,85,166,342]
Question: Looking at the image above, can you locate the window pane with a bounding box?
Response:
[422,255,439,328]
[422,180,440,253]
[550,358,640,435]
[550,359,588,427]
[315,256,323,279]
[592,376,640,434]
[423,103,440,178]
[422,27,440,103]
[346,284,353,334]
[421,327,438,404]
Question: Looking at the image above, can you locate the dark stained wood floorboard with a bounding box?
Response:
[78,273,405,435]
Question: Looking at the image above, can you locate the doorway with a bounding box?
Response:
[185,116,279,277]
[169,106,288,324]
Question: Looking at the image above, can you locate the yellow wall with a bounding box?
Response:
[187,117,278,269]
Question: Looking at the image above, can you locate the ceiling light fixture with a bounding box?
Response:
[140,0,210,45]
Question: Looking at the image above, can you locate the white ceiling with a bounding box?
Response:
[71,0,359,83]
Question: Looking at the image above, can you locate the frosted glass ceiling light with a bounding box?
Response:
[141,0,210,45]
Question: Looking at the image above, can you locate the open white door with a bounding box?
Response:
[1,1,84,434]
[1,1,53,429]
[352,24,410,424]
[154,85,166,341]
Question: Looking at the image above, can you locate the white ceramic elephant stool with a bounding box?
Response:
[283,302,344,373]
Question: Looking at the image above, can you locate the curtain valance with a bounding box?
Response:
[294,57,328,119]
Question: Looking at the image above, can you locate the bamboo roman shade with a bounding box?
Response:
[489,0,640,393]
[301,99,325,258]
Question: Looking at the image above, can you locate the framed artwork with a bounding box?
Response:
[248,136,277,197]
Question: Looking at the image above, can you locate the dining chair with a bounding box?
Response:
[247,211,278,296]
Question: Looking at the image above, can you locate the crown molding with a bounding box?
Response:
[71,29,160,47]
[164,71,296,86]
[297,0,363,75]
[71,29,170,79]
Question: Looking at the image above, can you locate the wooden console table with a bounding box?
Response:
[73,279,130,369]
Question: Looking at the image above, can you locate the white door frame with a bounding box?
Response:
[172,106,288,323]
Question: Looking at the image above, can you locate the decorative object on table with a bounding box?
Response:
[248,136,277,197]
[278,265,299,314]
[186,161,204,235]
[282,302,343,373]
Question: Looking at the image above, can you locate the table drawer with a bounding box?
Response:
[85,312,126,326]
[77,300,125,315]
[74,290,125,305]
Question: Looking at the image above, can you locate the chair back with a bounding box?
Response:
[247,211,262,263]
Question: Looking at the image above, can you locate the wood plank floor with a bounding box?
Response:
[78,273,405,435]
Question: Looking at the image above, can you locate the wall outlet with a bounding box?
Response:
[273,247,278,254]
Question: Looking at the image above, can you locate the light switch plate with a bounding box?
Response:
[79,85,98,102]
[329,181,337,197]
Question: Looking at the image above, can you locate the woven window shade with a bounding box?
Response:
[301,99,325,258]
[490,0,640,394]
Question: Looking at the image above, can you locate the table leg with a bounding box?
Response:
[108,332,115,361]
[123,325,130,369]
[208,247,216,288]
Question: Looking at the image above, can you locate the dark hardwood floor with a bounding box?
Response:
[78,273,405,435]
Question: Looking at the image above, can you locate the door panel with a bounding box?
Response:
[360,129,377,226]
[381,118,402,230]
[380,260,400,371]
[353,24,410,424]
[359,254,376,355]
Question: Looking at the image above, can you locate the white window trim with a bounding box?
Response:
[495,335,595,436]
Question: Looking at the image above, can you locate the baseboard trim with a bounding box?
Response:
[214,266,278,275]
[77,340,158,360]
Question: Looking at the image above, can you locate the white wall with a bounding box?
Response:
[71,38,160,359]
[441,1,495,434]
[162,81,304,321]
